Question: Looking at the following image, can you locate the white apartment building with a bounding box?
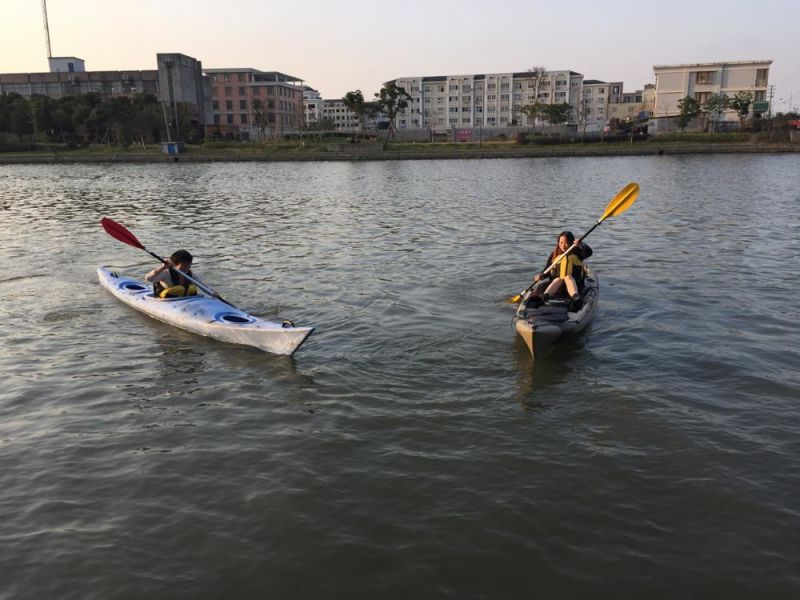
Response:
[578,80,623,131]
[304,87,323,126]
[390,70,583,132]
[304,88,379,131]
[650,59,771,132]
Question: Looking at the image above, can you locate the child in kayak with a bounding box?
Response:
[145,249,210,298]
[531,231,592,309]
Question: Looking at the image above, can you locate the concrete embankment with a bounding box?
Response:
[0,143,798,164]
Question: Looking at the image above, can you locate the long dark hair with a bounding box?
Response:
[550,231,575,262]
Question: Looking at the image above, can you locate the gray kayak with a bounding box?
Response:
[512,268,599,359]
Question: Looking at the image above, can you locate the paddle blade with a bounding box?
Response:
[101,217,144,250]
[600,182,640,222]
[508,294,522,304]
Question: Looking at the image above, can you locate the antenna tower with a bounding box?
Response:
[42,0,52,59]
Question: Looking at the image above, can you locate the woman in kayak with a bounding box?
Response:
[145,249,206,298]
[531,231,592,308]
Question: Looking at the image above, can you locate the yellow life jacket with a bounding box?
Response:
[158,283,198,298]
[558,253,584,279]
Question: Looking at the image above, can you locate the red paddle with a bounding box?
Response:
[100,217,237,308]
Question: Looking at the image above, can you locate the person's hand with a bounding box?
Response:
[534,273,541,283]
[158,259,172,273]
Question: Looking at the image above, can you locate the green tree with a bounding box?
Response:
[343,90,381,132]
[374,82,411,137]
[676,95,701,132]
[728,91,753,131]
[704,93,729,133]
[520,102,547,135]
[9,97,33,139]
[542,102,572,130]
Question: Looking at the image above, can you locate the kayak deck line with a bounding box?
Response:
[97,267,313,356]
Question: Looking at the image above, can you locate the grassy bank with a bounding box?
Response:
[0,135,798,164]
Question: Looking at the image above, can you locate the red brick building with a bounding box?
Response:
[204,69,305,139]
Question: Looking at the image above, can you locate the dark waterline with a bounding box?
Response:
[1,155,799,599]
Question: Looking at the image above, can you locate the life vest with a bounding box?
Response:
[156,268,198,298]
[557,253,585,280]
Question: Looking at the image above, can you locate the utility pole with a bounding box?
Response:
[767,84,775,119]
[41,0,52,59]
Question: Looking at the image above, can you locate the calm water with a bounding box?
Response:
[1,155,799,599]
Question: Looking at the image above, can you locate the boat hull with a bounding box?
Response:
[97,267,313,356]
[513,270,599,359]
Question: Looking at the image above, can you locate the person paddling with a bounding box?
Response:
[145,249,216,299]
[531,231,592,310]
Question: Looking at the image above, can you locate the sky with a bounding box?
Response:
[3,0,800,111]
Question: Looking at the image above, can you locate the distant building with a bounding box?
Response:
[0,53,211,135]
[204,68,305,140]
[304,87,323,127]
[650,60,772,133]
[607,84,655,126]
[579,80,623,131]
[389,69,584,132]
[48,57,85,73]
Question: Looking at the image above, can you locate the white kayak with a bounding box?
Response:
[97,267,313,356]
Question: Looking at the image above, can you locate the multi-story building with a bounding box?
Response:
[0,60,159,99]
[389,69,583,132]
[204,68,305,139]
[650,59,771,132]
[304,87,323,127]
[321,99,364,130]
[607,84,655,125]
[578,80,623,131]
[0,53,211,136]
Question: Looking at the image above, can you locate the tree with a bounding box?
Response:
[676,95,701,132]
[728,91,753,131]
[374,82,411,137]
[343,90,379,132]
[704,93,729,133]
[252,98,267,145]
[541,102,572,130]
[520,102,547,135]
[521,66,547,133]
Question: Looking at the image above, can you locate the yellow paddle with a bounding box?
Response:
[508,182,640,304]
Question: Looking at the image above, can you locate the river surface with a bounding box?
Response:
[1,155,799,599]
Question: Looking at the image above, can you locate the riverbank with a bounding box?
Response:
[0,140,798,164]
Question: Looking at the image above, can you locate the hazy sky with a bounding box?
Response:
[3,0,799,110]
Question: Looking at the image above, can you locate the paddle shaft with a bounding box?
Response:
[101,217,237,308]
[148,250,236,307]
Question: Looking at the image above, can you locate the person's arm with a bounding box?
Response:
[145,262,170,283]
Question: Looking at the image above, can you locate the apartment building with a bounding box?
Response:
[578,80,623,131]
[389,69,583,132]
[607,84,655,125]
[204,69,305,139]
[650,60,771,132]
[304,87,323,127]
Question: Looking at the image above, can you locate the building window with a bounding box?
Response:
[224,87,232,96]
[695,71,713,84]
[226,100,233,110]
[212,100,219,110]
[226,114,234,124]
[213,114,220,124]
[240,113,248,124]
